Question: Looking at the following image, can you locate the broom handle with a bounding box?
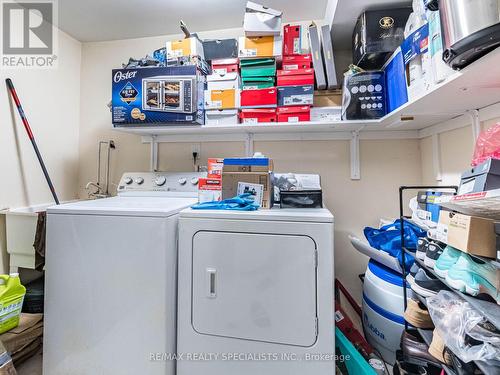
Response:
[6,78,60,205]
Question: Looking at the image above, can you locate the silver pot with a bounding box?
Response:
[439,0,500,69]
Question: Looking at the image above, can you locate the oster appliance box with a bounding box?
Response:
[112,66,205,126]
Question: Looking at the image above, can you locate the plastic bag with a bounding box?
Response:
[472,124,500,166]
[427,291,500,363]
[363,219,426,270]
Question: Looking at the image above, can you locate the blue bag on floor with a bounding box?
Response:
[363,219,426,270]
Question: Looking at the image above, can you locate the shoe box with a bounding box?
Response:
[166,37,205,60]
[283,24,302,56]
[240,108,277,123]
[459,158,500,195]
[240,87,277,108]
[276,68,314,86]
[243,1,282,37]
[212,58,239,75]
[444,212,496,258]
[202,39,238,62]
[282,54,312,70]
[238,35,282,58]
[277,85,314,106]
[277,106,311,123]
[204,72,240,110]
[205,109,239,125]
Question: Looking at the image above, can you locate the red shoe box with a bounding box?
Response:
[240,87,277,108]
[212,58,239,74]
[282,54,312,70]
[240,109,277,123]
[277,106,311,123]
[283,24,302,56]
[277,68,315,86]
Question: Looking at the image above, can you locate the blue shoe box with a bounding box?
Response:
[277,85,314,106]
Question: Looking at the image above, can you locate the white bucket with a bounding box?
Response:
[362,260,410,365]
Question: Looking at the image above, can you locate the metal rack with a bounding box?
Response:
[399,185,500,375]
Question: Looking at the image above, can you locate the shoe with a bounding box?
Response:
[400,331,442,369]
[428,329,453,365]
[404,298,434,329]
[434,246,462,278]
[406,263,420,286]
[416,238,429,261]
[424,242,445,269]
[445,253,499,302]
[411,269,447,297]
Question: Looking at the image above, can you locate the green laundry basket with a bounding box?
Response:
[335,327,377,375]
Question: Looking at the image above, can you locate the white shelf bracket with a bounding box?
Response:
[468,109,481,141]
[150,135,159,172]
[245,133,254,157]
[432,134,442,181]
[350,131,360,180]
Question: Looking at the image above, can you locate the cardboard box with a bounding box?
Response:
[277,85,314,106]
[240,108,277,123]
[202,38,238,61]
[447,212,496,258]
[238,36,282,57]
[240,58,276,78]
[308,22,326,90]
[241,76,275,90]
[166,37,204,60]
[283,54,312,70]
[205,109,239,125]
[353,8,412,70]
[207,72,240,92]
[342,71,386,120]
[320,24,339,89]
[198,178,222,203]
[208,158,224,178]
[212,58,239,74]
[436,210,452,244]
[277,69,315,86]
[222,157,273,208]
[111,66,205,126]
[313,90,342,107]
[311,106,342,122]
[277,106,311,122]
[166,55,211,75]
[240,87,277,108]
[283,24,302,55]
[243,1,282,36]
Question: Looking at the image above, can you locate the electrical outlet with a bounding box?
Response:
[191,144,201,155]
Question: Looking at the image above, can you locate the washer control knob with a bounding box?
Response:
[135,177,144,185]
[178,178,187,185]
[124,177,133,185]
[155,176,167,186]
[190,177,199,185]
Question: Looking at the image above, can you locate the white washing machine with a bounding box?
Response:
[177,208,335,375]
[44,172,205,375]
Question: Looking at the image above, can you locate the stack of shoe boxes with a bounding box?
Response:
[276,24,314,122]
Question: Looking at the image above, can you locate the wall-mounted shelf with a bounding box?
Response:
[113,47,500,176]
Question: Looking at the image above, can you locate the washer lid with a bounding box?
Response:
[47,196,198,217]
[180,207,333,223]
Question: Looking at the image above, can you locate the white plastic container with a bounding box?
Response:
[362,260,410,365]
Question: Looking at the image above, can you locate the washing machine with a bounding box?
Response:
[44,172,205,375]
[177,207,335,375]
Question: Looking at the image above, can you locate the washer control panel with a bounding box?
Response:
[117,172,206,194]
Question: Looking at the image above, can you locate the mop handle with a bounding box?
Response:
[6,78,60,205]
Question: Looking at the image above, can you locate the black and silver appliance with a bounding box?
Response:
[142,76,196,113]
[439,0,500,69]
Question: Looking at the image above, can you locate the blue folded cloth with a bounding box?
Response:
[191,194,260,211]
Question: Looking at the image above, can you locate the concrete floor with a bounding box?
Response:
[16,349,42,375]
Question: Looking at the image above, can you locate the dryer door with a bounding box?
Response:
[192,231,318,347]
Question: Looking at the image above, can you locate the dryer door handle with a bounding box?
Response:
[207,268,217,298]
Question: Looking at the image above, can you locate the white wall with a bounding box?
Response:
[79,26,422,301]
[0,30,82,209]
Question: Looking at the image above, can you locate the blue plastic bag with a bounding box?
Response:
[191,194,260,211]
[364,219,426,270]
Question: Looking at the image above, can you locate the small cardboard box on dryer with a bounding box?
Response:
[446,212,496,258]
[222,157,274,208]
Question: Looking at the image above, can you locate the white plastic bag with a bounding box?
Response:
[427,291,500,363]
